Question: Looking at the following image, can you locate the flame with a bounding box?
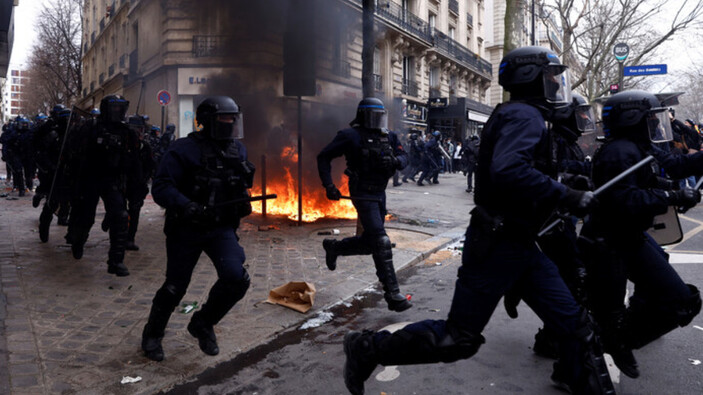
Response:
[251,147,357,222]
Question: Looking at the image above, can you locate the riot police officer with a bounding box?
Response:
[401,132,421,183]
[580,89,703,379]
[342,47,612,395]
[317,97,412,313]
[68,95,137,276]
[416,131,442,185]
[141,96,254,362]
[33,106,73,240]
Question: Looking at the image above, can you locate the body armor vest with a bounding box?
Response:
[95,123,130,172]
[189,135,254,223]
[348,128,395,192]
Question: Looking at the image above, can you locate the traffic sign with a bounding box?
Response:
[623,64,667,76]
[157,90,171,106]
[610,84,619,94]
[613,43,629,62]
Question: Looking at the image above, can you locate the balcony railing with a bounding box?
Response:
[373,74,383,92]
[401,78,419,97]
[193,35,230,57]
[449,0,459,15]
[429,87,441,98]
[351,0,432,43]
[333,58,351,78]
[432,29,492,76]
[467,13,473,27]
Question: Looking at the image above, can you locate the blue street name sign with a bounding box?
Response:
[623,64,668,76]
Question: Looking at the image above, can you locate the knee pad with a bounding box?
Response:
[153,283,186,310]
[372,234,392,254]
[678,284,702,327]
[442,321,485,362]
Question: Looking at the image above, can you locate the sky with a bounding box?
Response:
[7,0,44,72]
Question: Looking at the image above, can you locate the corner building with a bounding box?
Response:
[80,0,492,143]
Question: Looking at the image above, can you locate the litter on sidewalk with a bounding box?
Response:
[120,376,142,384]
[265,281,316,313]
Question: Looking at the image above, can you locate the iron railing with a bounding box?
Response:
[429,87,441,98]
[432,29,492,76]
[401,78,419,97]
[352,0,433,43]
[192,35,230,57]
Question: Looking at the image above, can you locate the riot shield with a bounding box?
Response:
[647,206,683,246]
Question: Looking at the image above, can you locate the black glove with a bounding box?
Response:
[667,187,701,213]
[325,184,341,201]
[380,155,399,171]
[182,201,207,222]
[562,188,598,218]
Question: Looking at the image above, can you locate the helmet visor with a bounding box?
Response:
[648,108,673,143]
[543,66,572,105]
[361,108,388,130]
[211,112,244,140]
[107,102,128,123]
[575,105,597,132]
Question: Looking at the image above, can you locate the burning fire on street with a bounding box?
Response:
[250,146,358,223]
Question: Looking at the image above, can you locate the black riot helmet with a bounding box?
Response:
[351,97,388,130]
[552,93,597,141]
[196,96,244,140]
[602,90,673,143]
[499,46,572,108]
[50,104,66,120]
[99,95,129,123]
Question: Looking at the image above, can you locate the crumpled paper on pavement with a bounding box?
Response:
[121,376,142,384]
[265,281,316,313]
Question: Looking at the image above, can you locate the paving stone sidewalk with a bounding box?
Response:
[0,173,473,394]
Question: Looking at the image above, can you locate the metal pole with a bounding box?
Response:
[261,154,267,217]
[161,106,165,133]
[619,62,624,92]
[362,0,375,98]
[298,96,303,226]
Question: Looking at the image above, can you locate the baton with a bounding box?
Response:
[538,155,655,237]
[212,194,277,209]
[695,176,703,190]
[340,195,383,203]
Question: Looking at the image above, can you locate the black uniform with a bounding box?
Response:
[68,97,137,277]
[317,98,411,313]
[142,95,253,362]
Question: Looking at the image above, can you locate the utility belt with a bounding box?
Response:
[345,168,387,193]
[469,206,532,241]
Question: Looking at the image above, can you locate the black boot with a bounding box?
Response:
[125,240,140,251]
[322,239,338,271]
[70,229,88,259]
[598,309,639,378]
[373,237,412,312]
[533,327,560,359]
[39,206,53,243]
[107,261,130,277]
[141,306,173,362]
[343,330,379,395]
[32,193,43,208]
[188,311,219,356]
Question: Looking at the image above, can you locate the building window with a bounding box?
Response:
[11,70,19,76]
[429,13,436,31]
[450,74,457,94]
[430,66,440,97]
[449,27,456,40]
[402,56,418,96]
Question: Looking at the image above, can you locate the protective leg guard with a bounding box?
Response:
[553,312,616,395]
[107,210,130,277]
[627,284,702,350]
[39,205,53,243]
[372,235,411,312]
[126,205,142,250]
[343,330,379,395]
[142,284,184,361]
[57,202,70,226]
[198,272,251,326]
[597,308,639,378]
[323,237,373,271]
[375,322,484,366]
[70,227,89,259]
[322,239,338,271]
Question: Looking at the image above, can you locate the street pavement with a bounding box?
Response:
[0,171,473,395]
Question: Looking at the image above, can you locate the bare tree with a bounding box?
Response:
[543,0,703,100]
[22,0,83,115]
[670,64,703,122]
